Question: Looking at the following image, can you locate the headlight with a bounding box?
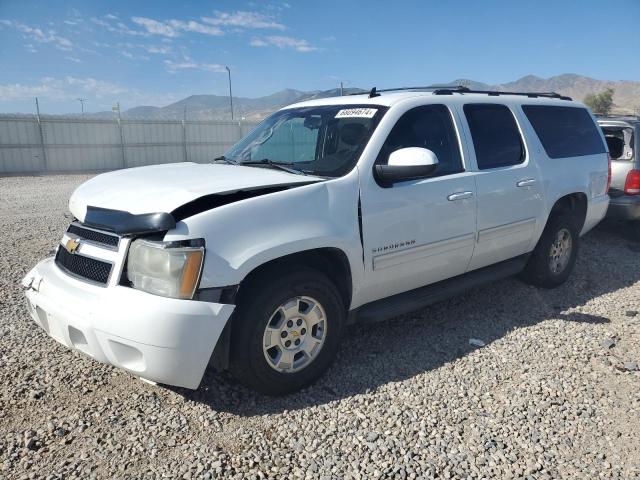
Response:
[127,239,204,299]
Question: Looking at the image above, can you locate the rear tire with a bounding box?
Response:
[519,213,580,288]
[229,267,345,395]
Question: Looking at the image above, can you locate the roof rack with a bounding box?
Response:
[432,86,572,101]
[348,86,438,98]
[348,85,572,101]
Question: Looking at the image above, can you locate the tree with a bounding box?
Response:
[584,88,615,115]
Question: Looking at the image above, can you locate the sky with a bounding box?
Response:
[0,0,638,114]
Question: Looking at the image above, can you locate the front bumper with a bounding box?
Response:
[606,195,640,220]
[22,257,234,389]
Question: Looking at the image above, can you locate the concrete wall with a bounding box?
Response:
[0,116,258,174]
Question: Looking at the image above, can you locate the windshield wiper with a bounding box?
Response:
[240,158,307,175]
[212,155,237,165]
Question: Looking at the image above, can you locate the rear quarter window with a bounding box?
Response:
[522,105,606,159]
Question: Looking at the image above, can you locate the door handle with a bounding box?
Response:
[447,191,474,201]
[516,179,537,188]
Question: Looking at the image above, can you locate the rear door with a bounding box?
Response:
[459,103,545,271]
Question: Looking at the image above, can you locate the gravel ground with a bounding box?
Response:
[1,174,640,480]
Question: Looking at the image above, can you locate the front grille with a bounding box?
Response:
[55,247,112,285]
[67,223,119,248]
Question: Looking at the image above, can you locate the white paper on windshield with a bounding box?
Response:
[335,108,378,119]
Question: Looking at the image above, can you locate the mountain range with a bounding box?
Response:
[88,74,640,121]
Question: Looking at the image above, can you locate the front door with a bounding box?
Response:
[359,104,478,305]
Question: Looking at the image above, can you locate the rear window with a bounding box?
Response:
[522,105,606,159]
[602,126,634,161]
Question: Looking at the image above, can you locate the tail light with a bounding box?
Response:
[606,156,612,194]
[624,169,640,195]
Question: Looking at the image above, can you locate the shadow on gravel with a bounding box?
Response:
[176,221,639,415]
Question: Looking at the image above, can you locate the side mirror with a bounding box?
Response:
[375,147,439,185]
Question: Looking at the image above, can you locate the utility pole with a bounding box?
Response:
[113,102,125,168]
[225,66,234,120]
[113,102,122,121]
[77,98,87,115]
[35,97,48,170]
[182,105,188,163]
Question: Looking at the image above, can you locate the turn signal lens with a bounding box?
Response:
[179,250,204,299]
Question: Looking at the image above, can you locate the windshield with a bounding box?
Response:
[224,104,387,177]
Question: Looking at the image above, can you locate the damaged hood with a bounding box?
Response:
[69,162,322,222]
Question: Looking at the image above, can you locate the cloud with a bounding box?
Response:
[0,77,125,101]
[251,35,317,52]
[0,82,61,100]
[145,45,172,55]
[91,16,148,36]
[0,76,184,109]
[164,59,227,73]
[64,77,129,98]
[168,19,223,36]
[131,17,223,37]
[116,42,172,56]
[131,17,178,37]
[249,38,268,47]
[202,11,285,30]
[119,50,150,61]
[90,11,289,39]
[0,19,74,51]
[65,56,82,63]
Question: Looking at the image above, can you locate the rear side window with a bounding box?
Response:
[463,104,524,169]
[522,105,606,159]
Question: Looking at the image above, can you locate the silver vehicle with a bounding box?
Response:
[598,116,640,231]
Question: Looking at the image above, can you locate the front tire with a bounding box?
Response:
[229,267,345,395]
[520,213,580,288]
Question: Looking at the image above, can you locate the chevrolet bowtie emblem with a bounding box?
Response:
[65,238,80,254]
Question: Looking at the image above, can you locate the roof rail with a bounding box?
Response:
[347,86,442,97]
[432,87,572,101]
[348,85,572,101]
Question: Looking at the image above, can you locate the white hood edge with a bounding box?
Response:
[69,162,321,222]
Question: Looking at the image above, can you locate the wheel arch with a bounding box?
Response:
[547,192,588,232]
[237,247,353,309]
[208,247,353,371]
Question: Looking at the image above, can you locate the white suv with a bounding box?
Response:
[22,86,610,394]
